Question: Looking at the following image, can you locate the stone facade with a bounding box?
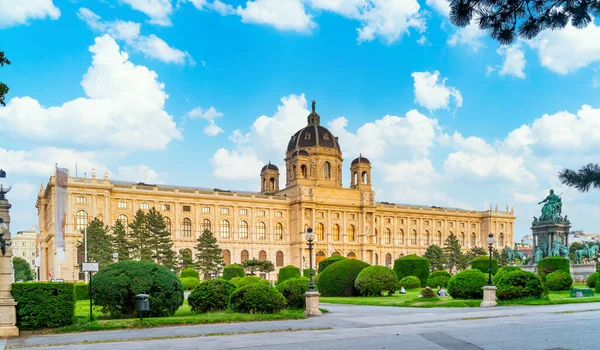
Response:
[12,226,38,275]
[36,103,516,282]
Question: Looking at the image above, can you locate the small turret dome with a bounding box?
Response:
[351,154,370,165]
[261,161,279,172]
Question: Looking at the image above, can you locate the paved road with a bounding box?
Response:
[5,302,600,349]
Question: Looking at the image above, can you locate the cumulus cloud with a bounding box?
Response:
[0,0,60,28]
[211,148,264,180]
[188,106,224,136]
[115,164,163,184]
[498,45,527,79]
[237,0,316,32]
[122,0,173,26]
[411,71,463,112]
[447,20,486,52]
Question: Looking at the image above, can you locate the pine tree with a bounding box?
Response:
[499,248,509,267]
[469,247,487,257]
[177,249,196,272]
[559,163,600,193]
[0,48,10,106]
[76,218,113,268]
[243,259,275,275]
[195,229,223,279]
[423,245,447,272]
[146,207,175,267]
[111,220,130,261]
[128,210,153,261]
[443,233,462,273]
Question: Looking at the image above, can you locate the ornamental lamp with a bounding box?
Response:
[487,233,495,246]
[305,227,316,242]
[0,169,11,200]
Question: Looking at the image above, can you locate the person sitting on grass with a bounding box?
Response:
[399,286,406,294]
[438,286,448,297]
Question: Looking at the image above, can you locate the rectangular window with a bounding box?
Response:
[240,209,247,215]
[257,210,265,216]
[162,204,171,211]
[318,212,324,218]
[140,203,149,210]
[350,214,355,219]
[202,207,210,213]
[334,213,340,219]
[118,201,127,209]
[275,211,282,217]
[221,208,230,214]
[183,205,191,212]
[76,196,86,204]
[387,218,391,224]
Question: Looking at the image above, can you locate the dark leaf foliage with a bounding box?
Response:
[559,163,600,192]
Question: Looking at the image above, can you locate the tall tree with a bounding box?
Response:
[195,229,223,279]
[423,245,447,271]
[128,210,153,261]
[559,164,600,193]
[111,220,130,261]
[443,233,463,272]
[499,248,509,267]
[177,249,196,272]
[456,253,472,271]
[243,258,275,276]
[76,218,113,268]
[469,246,487,257]
[0,48,10,106]
[146,207,175,267]
[449,0,600,45]
[13,257,34,281]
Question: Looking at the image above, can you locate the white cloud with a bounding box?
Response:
[382,158,437,185]
[10,183,38,202]
[237,0,316,32]
[0,147,107,177]
[0,0,60,28]
[211,148,264,180]
[0,35,182,151]
[447,20,485,52]
[425,0,449,17]
[529,22,600,74]
[122,0,173,26]
[184,0,235,15]
[512,191,538,204]
[115,164,163,184]
[134,34,194,64]
[188,106,224,136]
[411,70,463,112]
[498,45,526,79]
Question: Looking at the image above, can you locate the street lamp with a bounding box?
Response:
[0,169,11,201]
[305,227,316,292]
[0,217,9,256]
[487,233,495,286]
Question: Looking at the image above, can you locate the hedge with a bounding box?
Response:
[180,268,200,280]
[354,266,398,296]
[318,255,346,273]
[223,264,245,280]
[277,265,301,284]
[496,270,545,300]
[236,276,270,288]
[180,277,201,291]
[74,283,90,300]
[393,255,430,287]
[537,257,570,281]
[426,276,449,288]
[399,276,421,289]
[493,266,522,286]
[188,278,236,313]
[586,272,599,288]
[12,282,75,330]
[471,256,498,276]
[229,283,286,313]
[230,277,242,286]
[316,259,370,296]
[276,277,310,309]
[545,270,573,291]
[430,270,451,279]
[303,269,315,278]
[447,269,487,299]
[420,286,437,299]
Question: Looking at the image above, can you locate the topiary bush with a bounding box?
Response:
[180,277,201,291]
[277,265,301,284]
[230,277,242,286]
[229,283,286,313]
[316,259,370,296]
[236,276,270,288]
[12,282,75,330]
[399,276,421,289]
[303,269,315,278]
[471,256,498,275]
[420,286,437,299]
[188,278,236,313]
[493,266,522,285]
[354,266,399,296]
[586,272,598,288]
[427,276,450,288]
[393,255,430,287]
[180,267,200,280]
[74,283,90,300]
[91,260,184,318]
[276,277,310,309]
[447,269,487,299]
[545,270,573,291]
[537,257,570,281]
[318,255,346,273]
[223,264,245,280]
[430,270,451,279]
[496,270,545,300]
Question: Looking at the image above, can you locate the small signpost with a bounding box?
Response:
[82,262,99,322]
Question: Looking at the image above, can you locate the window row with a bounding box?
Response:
[314,223,357,241]
[207,249,285,267]
[112,202,283,217]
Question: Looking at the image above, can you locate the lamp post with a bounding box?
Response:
[305,228,316,292]
[0,169,19,337]
[303,227,321,317]
[0,218,8,256]
[481,233,497,308]
[487,233,495,286]
[0,169,11,201]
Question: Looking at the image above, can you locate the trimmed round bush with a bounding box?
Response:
[393,255,430,287]
[316,259,370,296]
[229,283,286,313]
[496,270,544,300]
[230,277,242,286]
[180,267,199,279]
[430,270,451,279]
[223,264,245,280]
[471,256,498,276]
[399,276,421,289]
[276,277,310,309]
[303,269,315,278]
[180,277,201,291]
[277,265,301,284]
[236,276,270,288]
[188,278,236,313]
[426,276,449,288]
[537,257,570,281]
[91,261,184,318]
[545,270,573,291]
[420,286,437,299]
[318,255,347,273]
[493,266,522,285]
[354,266,399,296]
[447,269,487,300]
[586,272,598,288]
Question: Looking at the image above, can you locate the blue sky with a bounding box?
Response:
[1,0,600,240]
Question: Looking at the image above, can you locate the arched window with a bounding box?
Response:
[338,165,342,181]
[241,250,249,263]
[374,228,378,244]
[259,250,267,261]
[374,253,379,265]
[353,172,358,185]
[424,230,430,245]
[270,177,276,191]
[117,214,128,229]
[164,217,171,234]
[223,249,231,265]
[471,232,477,247]
[347,251,357,259]
[316,223,324,241]
[385,253,392,267]
[76,210,88,232]
[301,164,307,178]
[221,220,230,238]
[323,162,331,179]
[332,224,340,241]
[182,218,192,237]
[348,225,355,242]
[499,232,504,247]
[316,251,326,263]
[384,228,391,244]
[460,232,466,246]
[274,222,283,240]
[332,251,341,256]
[293,165,297,178]
[239,220,249,239]
[257,222,266,240]
[201,218,211,232]
[437,231,443,245]
[398,229,404,245]
[362,171,368,184]
[411,229,417,245]
[276,251,284,267]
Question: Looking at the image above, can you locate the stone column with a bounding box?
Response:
[0,199,19,337]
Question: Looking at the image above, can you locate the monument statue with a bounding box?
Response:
[534,246,543,263]
[538,189,562,221]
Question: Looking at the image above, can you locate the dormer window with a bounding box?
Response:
[323,133,330,140]
[304,133,311,140]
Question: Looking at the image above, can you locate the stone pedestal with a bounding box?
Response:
[0,199,19,338]
[304,291,322,317]
[570,263,596,283]
[480,286,497,308]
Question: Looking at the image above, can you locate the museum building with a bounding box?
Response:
[36,102,516,281]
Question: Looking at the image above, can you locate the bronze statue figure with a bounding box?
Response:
[538,189,562,220]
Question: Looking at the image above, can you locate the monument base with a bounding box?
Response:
[518,265,536,274]
[304,291,322,317]
[570,263,596,283]
[480,286,497,308]
[0,299,19,338]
